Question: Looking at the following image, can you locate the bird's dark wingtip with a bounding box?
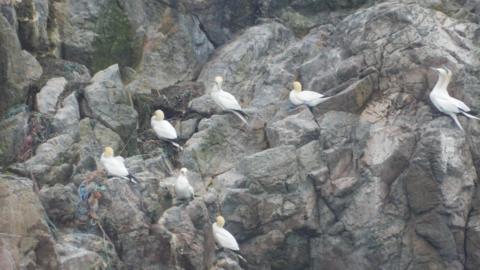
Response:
[231,109,248,117]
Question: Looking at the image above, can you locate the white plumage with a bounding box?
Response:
[101,155,129,177]
[211,76,248,125]
[212,216,240,251]
[289,81,328,107]
[151,117,178,140]
[211,89,243,111]
[175,168,194,200]
[100,147,138,183]
[151,110,182,149]
[429,67,479,131]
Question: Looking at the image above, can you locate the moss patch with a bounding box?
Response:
[92,0,137,73]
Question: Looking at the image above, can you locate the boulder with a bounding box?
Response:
[266,106,319,147]
[0,173,59,269]
[84,64,138,154]
[0,14,42,117]
[10,134,76,186]
[181,114,267,177]
[36,77,68,114]
[0,111,29,166]
[55,232,124,270]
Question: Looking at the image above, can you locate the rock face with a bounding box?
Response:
[0,174,59,269]
[3,0,480,269]
[0,13,42,117]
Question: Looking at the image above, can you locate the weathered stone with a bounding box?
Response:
[10,134,76,186]
[0,173,59,269]
[155,200,215,270]
[39,183,78,225]
[128,6,214,91]
[176,118,200,141]
[197,22,295,108]
[266,106,319,147]
[0,111,29,166]
[181,114,267,177]
[84,64,138,154]
[52,92,80,134]
[55,0,141,72]
[36,77,68,114]
[312,73,378,116]
[37,57,91,85]
[0,14,42,117]
[55,232,124,270]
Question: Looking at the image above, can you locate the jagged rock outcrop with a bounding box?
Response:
[0,13,42,117]
[2,0,480,269]
[0,173,59,269]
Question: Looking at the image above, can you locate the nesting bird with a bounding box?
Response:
[175,168,194,201]
[100,147,138,184]
[289,81,328,107]
[429,67,480,131]
[151,109,182,150]
[212,216,240,251]
[211,76,248,125]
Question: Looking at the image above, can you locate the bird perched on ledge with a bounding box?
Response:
[212,216,240,251]
[174,168,194,202]
[100,147,138,184]
[429,66,480,131]
[289,81,329,107]
[211,76,249,125]
[151,109,183,150]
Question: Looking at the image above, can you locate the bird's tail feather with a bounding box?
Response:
[462,111,480,120]
[169,141,183,151]
[234,109,248,117]
[450,114,464,131]
[311,96,331,106]
[234,251,248,264]
[128,174,139,184]
[229,110,248,126]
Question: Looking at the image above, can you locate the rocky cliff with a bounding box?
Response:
[2,0,480,269]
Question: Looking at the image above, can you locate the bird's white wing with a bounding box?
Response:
[450,97,471,112]
[175,176,194,199]
[152,118,178,140]
[115,156,125,163]
[101,156,129,177]
[212,91,242,111]
[213,224,240,250]
[433,95,465,114]
[298,90,324,101]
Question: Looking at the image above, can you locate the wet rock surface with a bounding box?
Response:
[2,0,480,269]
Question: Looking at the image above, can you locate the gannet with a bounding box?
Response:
[175,168,194,201]
[151,110,182,150]
[100,147,138,184]
[212,216,240,251]
[211,76,248,125]
[429,67,480,131]
[289,81,328,107]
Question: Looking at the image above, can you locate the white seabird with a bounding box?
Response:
[289,81,328,107]
[429,67,479,131]
[212,216,240,251]
[211,76,248,125]
[175,168,194,201]
[100,146,138,184]
[151,109,182,150]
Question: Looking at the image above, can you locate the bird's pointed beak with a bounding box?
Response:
[430,67,439,72]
